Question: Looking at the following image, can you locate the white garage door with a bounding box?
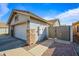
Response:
[14,24,27,41]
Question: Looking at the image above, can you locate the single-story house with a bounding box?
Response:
[72,21,79,42]
[47,19,60,38]
[48,19,60,27]
[0,22,8,35]
[7,9,50,45]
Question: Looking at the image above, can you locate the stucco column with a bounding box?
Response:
[26,20,31,45]
[46,25,49,39]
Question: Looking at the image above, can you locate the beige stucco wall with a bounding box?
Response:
[10,14,29,25]
[53,21,60,27]
[9,13,29,41]
[9,13,49,44]
[30,18,49,42]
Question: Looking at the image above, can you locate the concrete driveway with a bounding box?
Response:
[0,38,54,56]
[0,35,77,56]
[0,35,26,51]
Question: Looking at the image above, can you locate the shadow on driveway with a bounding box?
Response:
[0,35,26,52]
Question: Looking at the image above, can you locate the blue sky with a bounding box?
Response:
[0,3,79,25]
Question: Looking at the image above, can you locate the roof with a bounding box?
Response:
[72,21,79,25]
[7,9,50,25]
[48,19,60,25]
[0,22,8,28]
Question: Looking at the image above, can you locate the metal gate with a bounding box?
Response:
[48,26,71,41]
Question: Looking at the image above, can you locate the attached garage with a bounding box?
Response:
[8,9,49,45]
[14,23,27,41]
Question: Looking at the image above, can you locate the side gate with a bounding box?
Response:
[48,26,72,41]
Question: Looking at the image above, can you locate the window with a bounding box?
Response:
[15,15,19,22]
[77,26,79,32]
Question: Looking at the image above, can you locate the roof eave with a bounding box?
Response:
[7,9,50,25]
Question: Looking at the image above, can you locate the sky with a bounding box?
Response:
[0,3,79,25]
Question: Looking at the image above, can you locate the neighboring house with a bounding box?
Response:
[48,19,60,27]
[48,19,60,39]
[72,21,79,42]
[0,22,8,35]
[7,9,50,45]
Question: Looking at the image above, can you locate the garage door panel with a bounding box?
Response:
[14,24,27,41]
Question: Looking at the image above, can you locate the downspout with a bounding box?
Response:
[26,19,30,46]
[8,24,11,36]
[70,26,73,42]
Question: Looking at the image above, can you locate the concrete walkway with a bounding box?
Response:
[0,39,54,56]
[0,37,77,56]
[2,48,32,56]
[28,39,54,56]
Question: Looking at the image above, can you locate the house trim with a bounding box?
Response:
[7,9,50,25]
[12,22,27,26]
